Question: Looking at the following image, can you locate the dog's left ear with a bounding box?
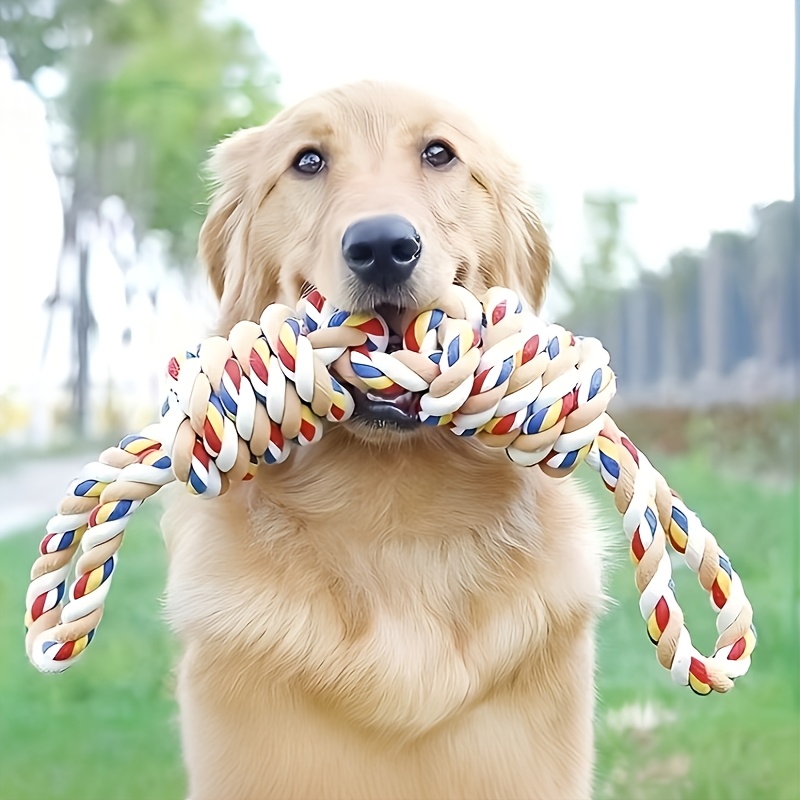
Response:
[493,187,551,312]
[465,139,551,312]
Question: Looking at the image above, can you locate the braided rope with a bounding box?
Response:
[24,285,755,694]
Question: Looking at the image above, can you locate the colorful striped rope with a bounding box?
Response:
[24,285,755,694]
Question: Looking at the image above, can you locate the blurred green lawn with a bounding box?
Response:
[1,455,797,800]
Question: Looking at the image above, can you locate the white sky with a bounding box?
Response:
[0,62,65,402]
[0,0,794,405]
[232,0,795,277]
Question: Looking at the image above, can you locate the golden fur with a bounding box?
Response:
[162,82,605,800]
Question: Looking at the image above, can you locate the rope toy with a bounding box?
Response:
[24,285,756,695]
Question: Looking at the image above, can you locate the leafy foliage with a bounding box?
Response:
[580,191,640,293]
[0,0,280,264]
[559,191,640,332]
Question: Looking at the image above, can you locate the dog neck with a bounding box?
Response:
[257,427,529,532]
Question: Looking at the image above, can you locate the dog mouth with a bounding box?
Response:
[348,303,422,431]
[320,297,422,432]
[351,387,421,429]
[297,283,429,432]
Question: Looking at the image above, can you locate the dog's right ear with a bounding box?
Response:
[199,125,271,301]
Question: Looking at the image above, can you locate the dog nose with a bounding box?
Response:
[342,215,421,289]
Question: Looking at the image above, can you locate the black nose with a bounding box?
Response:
[342,215,421,289]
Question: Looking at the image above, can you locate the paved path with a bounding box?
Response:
[0,452,98,538]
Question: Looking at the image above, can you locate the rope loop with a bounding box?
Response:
[24,285,755,693]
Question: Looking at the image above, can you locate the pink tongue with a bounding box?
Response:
[365,388,419,415]
[394,392,420,415]
[373,383,407,399]
[396,394,417,414]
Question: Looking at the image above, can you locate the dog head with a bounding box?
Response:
[200,81,551,436]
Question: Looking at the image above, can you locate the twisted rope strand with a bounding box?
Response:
[25,285,756,692]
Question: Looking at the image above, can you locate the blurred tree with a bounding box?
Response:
[559,191,640,331]
[579,191,639,293]
[0,0,279,432]
[0,0,279,264]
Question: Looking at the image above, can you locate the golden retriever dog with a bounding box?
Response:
[161,81,604,800]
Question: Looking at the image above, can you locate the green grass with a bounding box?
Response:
[1,455,797,800]
[589,453,800,800]
[0,504,185,800]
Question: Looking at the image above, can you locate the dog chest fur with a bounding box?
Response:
[161,434,603,798]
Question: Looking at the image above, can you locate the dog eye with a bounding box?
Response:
[293,149,325,174]
[422,141,457,168]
